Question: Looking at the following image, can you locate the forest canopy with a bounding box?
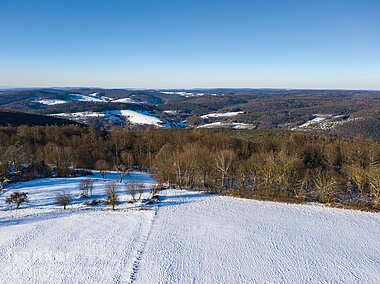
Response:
[0,124,379,210]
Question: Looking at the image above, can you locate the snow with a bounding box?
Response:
[198,122,255,129]
[292,114,359,131]
[200,111,244,118]
[107,110,163,126]
[0,172,156,283]
[34,94,117,105]
[1,176,380,283]
[138,191,380,283]
[161,91,204,97]
[163,110,178,115]
[53,111,105,118]
[70,94,108,103]
[112,97,142,104]
[298,115,327,128]
[51,110,163,126]
[32,99,67,105]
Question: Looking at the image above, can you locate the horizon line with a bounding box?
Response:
[1,86,380,92]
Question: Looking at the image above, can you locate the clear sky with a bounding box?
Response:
[0,0,379,89]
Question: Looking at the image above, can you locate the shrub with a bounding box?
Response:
[81,199,99,206]
[105,181,119,210]
[126,181,138,202]
[6,191,28,209]
[79,178,94,197]
[56,192,73,210]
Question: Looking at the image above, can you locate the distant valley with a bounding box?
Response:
[0,88,379,140]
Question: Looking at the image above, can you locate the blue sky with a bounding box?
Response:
[0,0,379,89]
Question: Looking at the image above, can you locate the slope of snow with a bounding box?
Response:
[113,98,135,103]
[297,115,327,128]
[200,111,244,118]
[136,190,380,283]
[32,99,67,105]
[1,177,379,283]
[51,110,163,126]
[161,91,204,97]
[292,114,359,131]
[52,111,105,118]
[34,94,114,105]
[108,110,163,126]
[0,171,155,210]
[198,122,255,129]
[163,110,178,115]
[70,94,108,103]
[0,172,156,283]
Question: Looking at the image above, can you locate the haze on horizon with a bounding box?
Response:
[0,0,379,90]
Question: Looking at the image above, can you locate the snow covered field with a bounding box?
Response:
[32,99,68,105]
[1,174,380,283]
[51,109,163,126]
[70,93,109,103]
[33,93,145,105]
[200,111,244,119]
[161,91,204,97]
[108,110,163,126]
[112,97,144,104]
[198,121,255,129]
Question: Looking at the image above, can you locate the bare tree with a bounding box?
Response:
[120,151,133,170]
[6,191,28,209]
[313,171,337,203]
[114,164,128,183]
[79,178,94,197]
[350,167,368,201]
[368,171,380,207]
[149,184,161,199]
[105,181,119,210]
[95,159,108,179]
[137,182,144,200]
[295,174,309,199]
[214,149,236,193]
[126,181,137,202]
[87,179,94,196]
[56,192,73,210]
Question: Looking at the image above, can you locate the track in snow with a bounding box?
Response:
[136,190,380,284]
[126,206,158,284]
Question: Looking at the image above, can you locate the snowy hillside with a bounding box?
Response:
[108,110,163,126]
[1,174,379,283]
[31,93,144,106]
[51,109,163,126]
[200,111,244,118]
[198,122,255,129]
[32,99,68,105]
[70,93,109,103]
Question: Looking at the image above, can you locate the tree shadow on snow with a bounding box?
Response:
[157,192,211,208]
[0,209,87,228]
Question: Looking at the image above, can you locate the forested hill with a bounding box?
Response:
[1,88,380,140]
[1,125,379,211]
[0,110,80,126]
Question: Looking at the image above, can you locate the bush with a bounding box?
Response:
[79,178,94,197]
[56,192,73,210]
[6,191,28,209]
[81,199,100,206]
[105,181,119,210]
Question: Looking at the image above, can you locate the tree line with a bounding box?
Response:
[0,124,379,210]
